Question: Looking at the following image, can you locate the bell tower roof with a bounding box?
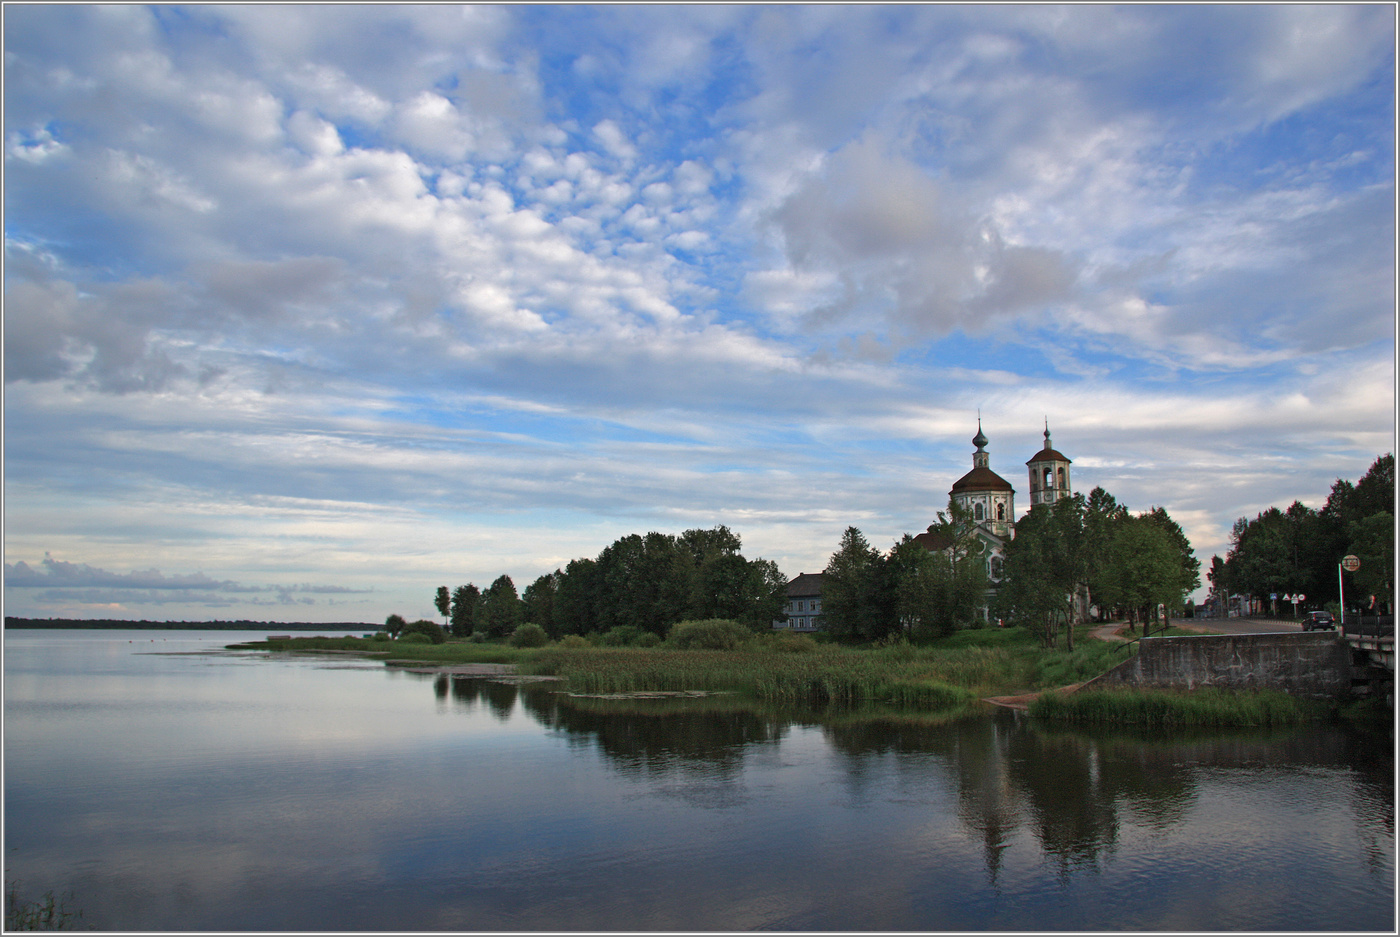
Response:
[1026,421,1072,465]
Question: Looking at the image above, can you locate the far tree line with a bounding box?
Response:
[1210,454,1393,618]
[424,525,786,641]
[822,487,1200,650]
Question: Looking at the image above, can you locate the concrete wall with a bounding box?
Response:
[1087,631,1353,700]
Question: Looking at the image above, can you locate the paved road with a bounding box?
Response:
[1091,617,1309,640]
[1176,616,1306,635]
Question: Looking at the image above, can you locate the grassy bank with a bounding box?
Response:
[231,624,1371,728]
[1028,686,1329,726]
[233,625,1138,706]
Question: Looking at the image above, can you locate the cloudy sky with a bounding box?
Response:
[4,4,1395,623]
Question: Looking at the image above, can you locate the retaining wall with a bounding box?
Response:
[1087,631,1353,700]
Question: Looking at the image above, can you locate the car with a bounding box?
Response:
[1302,611,1335,631]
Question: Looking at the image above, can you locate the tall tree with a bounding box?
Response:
[450,583,479,638]
[479,575,523,639]
[522,572,559,636]
[434,586,451,626]
[822,526,893,641]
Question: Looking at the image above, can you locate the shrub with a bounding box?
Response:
[399,632,432,645]
[557,634,590,648]
[668,618,751,650]
[468,631,487,644]
[371,631,390,642]
[401,619,447,644]
[754,630,819,653]
[510,623,549,648]
[635,632,662,648]
[597,625,646,647]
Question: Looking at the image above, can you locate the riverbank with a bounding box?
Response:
[235,623,1307,723]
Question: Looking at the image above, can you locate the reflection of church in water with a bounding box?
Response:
[913,420,1073,618]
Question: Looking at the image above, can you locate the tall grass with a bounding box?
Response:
[1028,687,1326,727]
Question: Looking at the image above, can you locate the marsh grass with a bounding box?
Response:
[234,625,1185,708]
[5,880,82,931]
[1028,687,1327,726]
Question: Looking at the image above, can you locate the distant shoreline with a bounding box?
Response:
[5,617,378,631]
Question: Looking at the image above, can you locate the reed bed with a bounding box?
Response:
[1028,687,1325,727]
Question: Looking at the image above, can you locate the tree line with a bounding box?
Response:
[1210,454,1393,617]
[422,525,787,641]
[821,488,1200,650]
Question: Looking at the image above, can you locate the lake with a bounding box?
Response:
[3,629,1394,931]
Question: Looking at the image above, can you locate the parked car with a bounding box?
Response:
[1302,611,1335,631]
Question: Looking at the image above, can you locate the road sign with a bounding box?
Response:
[1342,555,1361,572]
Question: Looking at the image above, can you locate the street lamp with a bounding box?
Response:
[1339,554,1360,631]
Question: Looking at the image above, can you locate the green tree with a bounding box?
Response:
[434,586,451,625]
[1348,511,1394,612]
[479,575,523,639]
[450,584,479,638]
[384,613,406,638]
[995,496,1086,648]
[522,573,559,637]
[1103,516,1183,633]
[1139,506,1201,624]
[822,526,894,641]
[554,557,601,636]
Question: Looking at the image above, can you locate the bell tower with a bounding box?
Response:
[1026,421,1072,507]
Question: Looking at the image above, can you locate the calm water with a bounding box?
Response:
[3,630,1394,932]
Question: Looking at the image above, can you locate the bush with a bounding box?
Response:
[468,631,487,644]
[398,632,432,645]
[597,625,646,647]
[635,632,662,648]
[668,618,751,650]
[371,631,390,642]
[401,619,447,644]
[757,630,818,653]
[557,634,590,648]
[510,623,549,648]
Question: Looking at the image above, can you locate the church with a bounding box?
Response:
[776,420,1073,631]
[911,419,1073,620]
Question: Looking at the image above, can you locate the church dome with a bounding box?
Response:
[951,465,1015,493]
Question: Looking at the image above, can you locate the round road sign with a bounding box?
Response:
[1342,555,1361,572]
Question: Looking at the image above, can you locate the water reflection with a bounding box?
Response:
[440,674,1393,902]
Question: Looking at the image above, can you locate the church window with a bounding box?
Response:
[1057,467,1066,488]
[997,503,1005,521]
[974,502,984,521]
[991,557,1004,579]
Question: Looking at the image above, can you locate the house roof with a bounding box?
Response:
[950,465,1015,493]
[786,572,823,597]
[913,528,955,552]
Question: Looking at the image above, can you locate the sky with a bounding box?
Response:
[4,4,1395,623]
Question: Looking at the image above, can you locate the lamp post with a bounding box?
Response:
[1339,555,1360,631]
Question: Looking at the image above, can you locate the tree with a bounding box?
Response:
[1348,512,1394,612]
[479,575,523,639]
[821,526,894,641]
[522,573,559,637]
[434,586,451,626]
[995,496,1085,648]
[1139,506,1201,625]
[554,557,601,636]
[1083,487,1129,619]
[450,584,480,638]
[384,613,406,638]
[1102,517,1183,633]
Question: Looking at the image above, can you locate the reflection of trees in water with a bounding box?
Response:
[434,674,519,722]
[423,676,1389,886]
[446,678,791,783]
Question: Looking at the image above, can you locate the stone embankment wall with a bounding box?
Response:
[1087,632,1353,699]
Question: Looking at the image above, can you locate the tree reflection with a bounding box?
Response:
[420,676,1385,890]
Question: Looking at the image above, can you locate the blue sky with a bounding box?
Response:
[4,4,1395,622]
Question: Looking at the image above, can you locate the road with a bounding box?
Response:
[1176,616,1306,635]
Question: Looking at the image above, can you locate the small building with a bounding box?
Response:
[774,572,824,631]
